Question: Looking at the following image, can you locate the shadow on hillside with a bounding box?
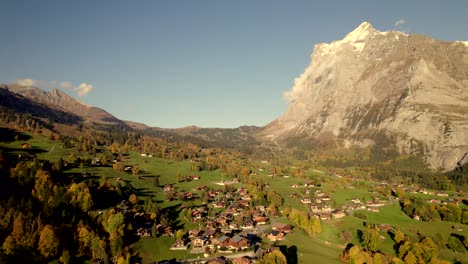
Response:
[279,245,298,264]
[138,175,155,179]
[0,145,48,163]
[160,203,184,230]
[0,128,32,142]
[135,187,156,197]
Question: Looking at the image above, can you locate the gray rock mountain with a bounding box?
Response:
[4,84,121,124]
[261,22,468,171]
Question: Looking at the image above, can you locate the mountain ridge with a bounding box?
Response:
[3,84,122,124]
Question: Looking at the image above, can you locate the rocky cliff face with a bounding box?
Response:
[4,85,122,124]
[261,22,468,170]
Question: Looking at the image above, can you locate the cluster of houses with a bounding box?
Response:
[161,185,297,261]
[290,182,389,220]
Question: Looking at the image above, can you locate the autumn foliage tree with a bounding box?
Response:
[38,225,59,258]
[258,250,287,264]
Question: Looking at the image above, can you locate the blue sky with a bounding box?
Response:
[1,1,467,128]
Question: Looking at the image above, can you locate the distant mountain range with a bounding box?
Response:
[0,84,262,152]
[1,22,467,170]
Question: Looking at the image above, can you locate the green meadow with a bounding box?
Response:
[1,133,467,263]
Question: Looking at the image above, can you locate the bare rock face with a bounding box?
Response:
[6,85,121,124]
[261,22,468,171]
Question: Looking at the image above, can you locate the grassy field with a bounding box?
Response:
[278,228,343,264]
[2,133,467,263]
[132,236,195,264]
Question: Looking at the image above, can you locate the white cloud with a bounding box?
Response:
[74,83,94,96]
[15,78,36,86]
[60,81,72,89]
[394,19,406,27]
[13,78,95,97]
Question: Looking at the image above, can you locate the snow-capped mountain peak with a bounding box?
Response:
[262,21,468,171]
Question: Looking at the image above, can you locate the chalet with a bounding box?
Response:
[201,228,218,239]
[272,223,292,233]
[188,229,202,239]
[229,235,249,249]
[196,185,208,191]
[367,200,385,208]
[301,197,311,204]
[207,257,228,264]
[314,190,325,197]
[418,189,428,194]
[163,184,174,192]
[321,196,331,201]
[241,194,252,201]
[192,211,204,220]
[241,219,255,229]
[267,230,285,241]
[183,192,195,200]
[136,227,150,237]
[237,188,248,195]
[232,256,252,264]
[291,184,299,188]
[378,224,393,232]
[212,235,230,247]
[170,239,188,250]
[254,216,268,225]
[18,153,35,161]
[214,216,228,227]
[140,153,147,157]
[437,192,449,197]
[311,205,319,213]
[331,210,346,219]
[156,224,173,236]
[193,236,208,247]
[319,213,331,220]
[208,190,220,198]
[321,204,333,212]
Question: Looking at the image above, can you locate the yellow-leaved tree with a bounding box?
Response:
[38,225,59,258]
